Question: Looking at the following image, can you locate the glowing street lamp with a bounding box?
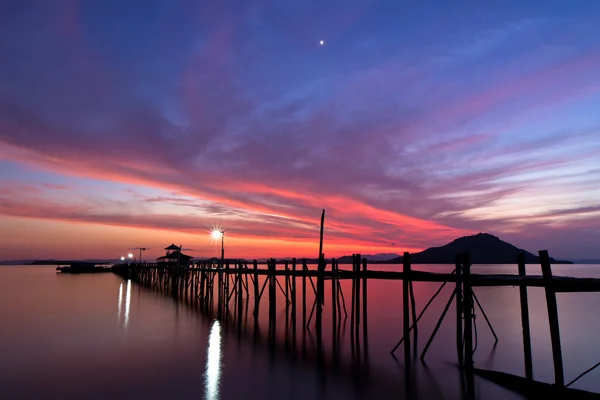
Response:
[211,229,224,267]
[120,256,125,261]
[211,229,223,241]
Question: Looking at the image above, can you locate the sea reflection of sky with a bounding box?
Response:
[205,320,222,400]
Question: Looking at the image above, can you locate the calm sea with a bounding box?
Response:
[2,264,600,399]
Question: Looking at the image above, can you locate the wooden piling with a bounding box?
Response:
[285,260,290,306]
[540,250,564,387]
[362,258,369,350]
[409,269,418,353]
[268,259,277,344]
[217,260,223,312]
[253,260,259,316]
[463,253,474,370]
[318,209,325,261]
[455,255,464,367]
[316,254,325,347]
[403,252,411,364]
[237,262,243,327]
[332,258,337,346]
[518,253,533,380]
[350,254,356,343]
[355,254,361,342]
[302,259,307,330]
[291,258,297,352]
[225,261,231,311]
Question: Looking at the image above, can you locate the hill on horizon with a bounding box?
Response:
[385,233,572,264]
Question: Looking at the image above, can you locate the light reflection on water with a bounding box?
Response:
[124,279,131,327]
[117,283,123,323]
[205,320,222,400]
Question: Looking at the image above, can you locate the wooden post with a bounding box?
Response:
[318,209,325,261]
[217,259,223,312]
[316,254,325,347]
[253,260,259,316]
[237,262,243,327]
[172,267,178,298]
[409,270,418,353]
[462,253,473,370]
[199,268,205,309]
[291,258,297,353]
[350,254,356,343]
[332,257,337,345]
[455,255,464,367]
[302,259,307,331]
[284,260,290,351]
[362,258,369,350]
[355,253,361,341]
[285,260,290,306]
[518,253,533,380]
[269,259,277,343]
[225,261,230,311]
[540,250,564,387]
[403,252,411,364]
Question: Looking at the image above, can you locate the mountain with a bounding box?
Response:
[386,233,572,264]
[364,253,401,261]
[334,253,400,263]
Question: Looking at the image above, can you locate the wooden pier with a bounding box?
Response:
[111,250,600,399]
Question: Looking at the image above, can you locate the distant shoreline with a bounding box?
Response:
[4,233,599,266]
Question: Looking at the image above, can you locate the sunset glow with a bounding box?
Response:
[0,2,599,261]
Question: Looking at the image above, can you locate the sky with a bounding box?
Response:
[0,0,599,261]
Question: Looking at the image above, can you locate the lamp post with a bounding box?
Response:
[128,253,134,265]
[211,229,224,268]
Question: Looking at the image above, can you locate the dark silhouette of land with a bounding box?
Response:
[384,233,572,264]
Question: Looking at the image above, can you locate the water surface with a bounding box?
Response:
[2,264,600,399]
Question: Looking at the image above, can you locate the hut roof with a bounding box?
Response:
[164,244,181,251]
[156,250,192,261]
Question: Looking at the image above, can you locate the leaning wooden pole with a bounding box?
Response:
[518,253,533,380]
[318,209,325,260]
[540,250,564,387]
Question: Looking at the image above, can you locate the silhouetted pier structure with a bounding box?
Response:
[110,213,600,399]
[111,253,600,398]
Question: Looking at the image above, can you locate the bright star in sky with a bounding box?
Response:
[319,40,324,46]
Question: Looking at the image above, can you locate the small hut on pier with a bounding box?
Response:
[156,244,193,267]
